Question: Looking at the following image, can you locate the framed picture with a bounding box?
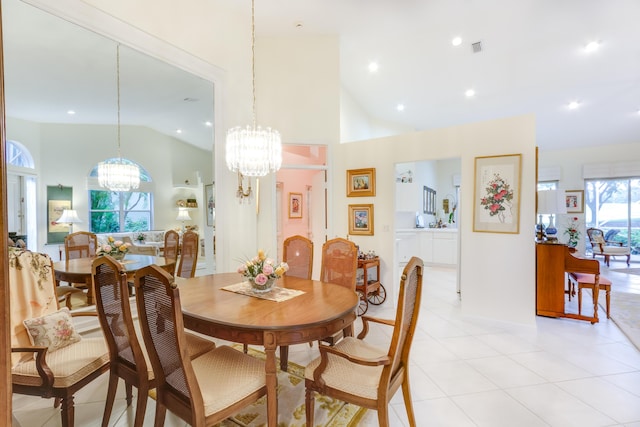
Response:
[473,153,522,234]
[348,204,374,235]
[346,168,376,197]
[565,189,584,213]
[423,186,436,215]
[205,183,215,226]
[289,192,303,218]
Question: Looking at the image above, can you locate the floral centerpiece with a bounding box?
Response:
[135,232,146,242]
[564,216,581,248]
[237,249,289,293]
[97,236,132,260]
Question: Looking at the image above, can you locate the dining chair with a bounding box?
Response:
[283,235,313,280]
[163,229,180,275]
[92,255,216,427]
[64,231,98,260]
[9,248,110,427]
[305,256,424,427]
[318,237,359,345]
[133,265,267,426]
[176,230,199,278]
[586,227,630,266]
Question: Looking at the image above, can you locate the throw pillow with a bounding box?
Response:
[593,235,605,244]
[23,307,82,352]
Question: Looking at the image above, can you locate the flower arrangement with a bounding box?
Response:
[97,236,132,258]
[564,216,581,248]
[136,233,146,242]
[237,250,289,291]
[480,173,514,222]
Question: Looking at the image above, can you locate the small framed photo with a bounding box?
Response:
[346,168,376,197]
[565,190,584,213]
[289,192,303,218]
[348,204,374,235]
[473,153,522,234]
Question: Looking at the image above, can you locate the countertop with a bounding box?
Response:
[396,227,458,233]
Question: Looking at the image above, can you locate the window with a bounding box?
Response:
[88,160,153,233]
[537,181,557,191]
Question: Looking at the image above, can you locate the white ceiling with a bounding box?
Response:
[3,0,640,152]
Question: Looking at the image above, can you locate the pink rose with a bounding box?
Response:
[262,264,274,275]
[237,265,247,274]
[254,273,268,285]
[490,204,501,212]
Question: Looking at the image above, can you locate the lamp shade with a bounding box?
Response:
[57,209,82,224]
[537,190,567,215]
[176,209,192,221]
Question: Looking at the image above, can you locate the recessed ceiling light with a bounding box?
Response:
[205,121,213,127]
[465,89,475,98]
[67,110,76,115]
[368,62,379,73]
[584,41,600,53]
[567,101,581,110]
[452,37,462,46]
[396,104,405,112]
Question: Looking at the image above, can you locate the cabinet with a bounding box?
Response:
[418,230,457,266]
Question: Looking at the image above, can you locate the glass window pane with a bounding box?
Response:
[91,190,119,210]
[91,211,120,233]
[124,192,150,210]
[124,212,150,231]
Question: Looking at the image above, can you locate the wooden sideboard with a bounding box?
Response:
[536,242,600,323]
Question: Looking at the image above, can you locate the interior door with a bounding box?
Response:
[7,172,24,234]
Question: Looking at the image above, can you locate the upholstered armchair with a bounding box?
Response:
[586,227,630,266]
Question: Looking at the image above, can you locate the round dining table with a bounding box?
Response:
[176,272,359,427]
[53,254,176,305]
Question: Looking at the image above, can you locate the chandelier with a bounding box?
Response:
[225,0,282,186]
[98,44,140,192]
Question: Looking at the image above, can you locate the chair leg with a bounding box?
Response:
[134,383,150,427]
[101,373,119,427]
[401,375,417,427]
[627,254,631,266]
[578,286,583,316]
[125,381,133,406]
[377,404,390,427]
[279,345,289,371]
[305,387,315,427]
[59,395,75,427]
[154,401,167,427]
[605,286,611,319]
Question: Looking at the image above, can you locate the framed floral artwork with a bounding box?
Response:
[565,190,584,213]
[289,192,303,218]
[346,168,376,197]
[348,204,374,235]
[473,153,522,234]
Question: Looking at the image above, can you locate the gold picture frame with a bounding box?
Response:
[289,192,303,218]
[348,204,374,235]
[473,153,522,234]
[346,168,376,197]
[565,189,584,213]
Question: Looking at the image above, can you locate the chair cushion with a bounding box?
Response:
[601,246,629,255]
[305,337,385,400]
[23,307,82,352]
[570,273,612,286]
[593,235,605,244]
[186,345,265,416]
[12,337,109,388]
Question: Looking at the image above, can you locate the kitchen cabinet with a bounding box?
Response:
[418,229,458,266]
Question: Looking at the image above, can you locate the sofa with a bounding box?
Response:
[96,230,166,256]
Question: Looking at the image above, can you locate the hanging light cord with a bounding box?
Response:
[251,0,257,129]
[116,44,122,159]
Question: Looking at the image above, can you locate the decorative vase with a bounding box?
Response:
[112,252,126,261]
[249,277,275,293]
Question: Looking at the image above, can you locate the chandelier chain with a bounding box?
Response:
[116,43,122,158]
[251,0,257,128]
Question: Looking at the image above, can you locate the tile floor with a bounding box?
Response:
[12,263,640,427]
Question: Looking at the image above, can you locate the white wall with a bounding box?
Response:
[335,115,537,326]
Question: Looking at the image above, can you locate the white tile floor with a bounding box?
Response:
[12,266,640,426]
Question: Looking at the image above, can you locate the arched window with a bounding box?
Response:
[6,140,35,169]
[88,159,154,233]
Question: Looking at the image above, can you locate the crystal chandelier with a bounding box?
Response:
[225,0,282,187]
[98,44,140,192]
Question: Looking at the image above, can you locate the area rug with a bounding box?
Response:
[216,345,368,427]
[608,291,640,351]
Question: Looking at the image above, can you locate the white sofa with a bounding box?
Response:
[96,230,166,256]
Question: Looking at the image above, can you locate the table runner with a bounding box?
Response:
[222,282,304,302]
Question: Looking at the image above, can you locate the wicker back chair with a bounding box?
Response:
[163,230,180,260]
[64,231,98,260]
[177,230,199,278]
[9,248,109,427]
[305,256,424,427]
[134,265,267,426]
[319,237,358,290]
[283,235,313,280]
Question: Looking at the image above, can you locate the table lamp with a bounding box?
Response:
[176,208,191,232]
[537,190,566,242]
[56,209,82,234]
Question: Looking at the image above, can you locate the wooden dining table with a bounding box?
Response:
[53,254,176,305]
[176,272,359,427]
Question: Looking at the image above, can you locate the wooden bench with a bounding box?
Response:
[567,272,612,320]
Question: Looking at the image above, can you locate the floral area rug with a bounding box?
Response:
[608,291,640,351]
[214,345,368,427]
